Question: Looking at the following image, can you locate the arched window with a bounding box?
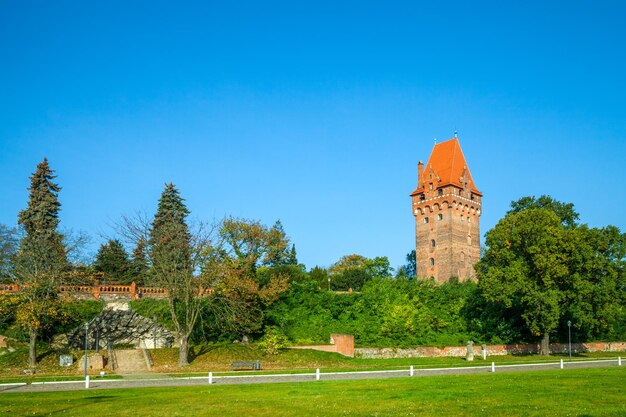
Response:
[431,239,436,247]
[437,213,443,221]
[424,217,429,224]
[429,258,435,267]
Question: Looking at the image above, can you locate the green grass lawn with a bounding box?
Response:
[1,367,624,416]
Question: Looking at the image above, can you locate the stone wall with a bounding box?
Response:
[355,341,626,359]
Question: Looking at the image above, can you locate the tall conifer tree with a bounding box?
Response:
[15,158,68,367]
[149,183,197,366]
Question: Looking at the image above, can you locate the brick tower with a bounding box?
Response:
[410,137,482,283]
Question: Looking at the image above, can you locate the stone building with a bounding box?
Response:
[410,137,482,283]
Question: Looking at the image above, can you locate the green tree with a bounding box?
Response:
[561,225,626,341]
[93,239,132,284]
[477,208,568,354]
[264,220,291,266]
[508,195,579,228]
[0,224,18,282]
[287,244,298,265]
[13,158,68,367]
[396,250,416,279]
[130,236,149,284]
[148,183,198,366]
[205,218,291,337]
[328,254,392,291]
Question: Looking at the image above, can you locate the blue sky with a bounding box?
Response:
[1,1,625,270]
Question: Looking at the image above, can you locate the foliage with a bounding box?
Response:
[328,254,393,291]
[93,239,132,284]
[130,236,149,284]
[148,183,200,366]
[13,158,68,367]
[0,293,99,344]
[396,250,416,279]
[267,278,482,347]
[508,195,579,228]
[14,158,67,277]
[477,196,626,354]
[258,325,289,356]
[0,224,18,282]
[204,217,293,338]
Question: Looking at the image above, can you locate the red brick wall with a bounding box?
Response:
[412,186,481,283]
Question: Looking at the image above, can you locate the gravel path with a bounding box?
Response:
[1,358,622,393]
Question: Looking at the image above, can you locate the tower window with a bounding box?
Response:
[437,213,443,221]
[438,188,443,196]
[431,239,436,247]
[460,215,464,222]
[419,193,425,201]
[429,183,433,190]
[430,258,435,267]
[423,217,429,224]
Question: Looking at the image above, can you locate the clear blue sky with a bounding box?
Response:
[1,1,625,270]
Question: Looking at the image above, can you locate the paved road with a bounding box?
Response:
[1,359,622,393]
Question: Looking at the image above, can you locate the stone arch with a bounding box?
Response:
[433,203,441,211]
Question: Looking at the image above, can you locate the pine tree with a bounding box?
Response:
[14,158,67,367]
[149,183,197,366]
[93,239,132,284]
[130,236,149,284]
[16,158,66,277]
[264,220,290,266]
[287,244,298,265]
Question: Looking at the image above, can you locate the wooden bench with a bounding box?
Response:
[231,360,261,371]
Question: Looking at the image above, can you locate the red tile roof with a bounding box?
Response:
[410,138,481,196]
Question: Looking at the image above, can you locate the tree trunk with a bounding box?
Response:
[28,327,38,368]
[178,334,189,367]
[540,333,550,356]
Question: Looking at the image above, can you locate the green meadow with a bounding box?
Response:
[1,367,624,416]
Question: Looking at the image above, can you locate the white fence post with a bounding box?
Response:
[85,375,90,389]
[209,372,213,384]
[618,357,622,366]
[560,359,564,369]
[491,362,495,373]
[316,368,320,381]
[410,365,414,377]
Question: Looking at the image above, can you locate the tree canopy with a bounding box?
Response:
[93,239,132,284]
[477,196,626,354]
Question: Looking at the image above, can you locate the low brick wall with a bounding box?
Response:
[355,341,626,359]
